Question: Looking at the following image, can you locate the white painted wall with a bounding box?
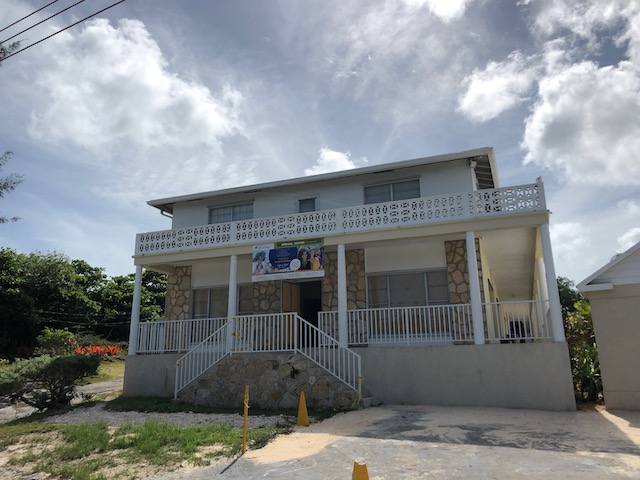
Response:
[603,249,640,285]
[171,160,475,229]
[191,256,252,288]
[365,239,446,272]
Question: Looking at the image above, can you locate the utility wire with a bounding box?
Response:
[0,0,128,63]
[0,0,62,33]
[2,0,89,44]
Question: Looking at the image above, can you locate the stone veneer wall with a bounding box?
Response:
[164,266,192,320]
[445,239,485,341]
[321,249,367,338]
[253,281,281,313]
[180,353,358,409]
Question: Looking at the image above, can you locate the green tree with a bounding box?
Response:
[0,41,20,62]
[557,277,601,402]
[0,151,24,223]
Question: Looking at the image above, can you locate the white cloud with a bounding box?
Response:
[30,19,243,151]
[304,148,368,176]
[403,0,475,22]
[522,60,640,185]
[550,221,591,264]
[617,227,640,251]
[458,51,541,122]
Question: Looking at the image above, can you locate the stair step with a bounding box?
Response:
[361,396,381,409]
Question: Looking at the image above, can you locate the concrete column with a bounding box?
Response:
[227,255,238,347]
[337,244,348,346]
[128,265,143,355]
[539,224,565,342]
[466,232,485,345]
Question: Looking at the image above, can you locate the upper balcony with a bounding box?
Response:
[135,180,546,257]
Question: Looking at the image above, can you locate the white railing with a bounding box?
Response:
[173,313,362,397]
[230,313,361,391]
[174,323,229,399]
[136,182,544,256]
[137,317,227,353]
[319,304,473,345]
[483,300,551,342]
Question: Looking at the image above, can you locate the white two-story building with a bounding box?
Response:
[123,147,576,411]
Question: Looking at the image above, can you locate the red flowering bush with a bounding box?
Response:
[74,345,121,357]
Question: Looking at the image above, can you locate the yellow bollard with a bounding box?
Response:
[352,460,369,480]
[242,384,249,453]
[297,391,310,426]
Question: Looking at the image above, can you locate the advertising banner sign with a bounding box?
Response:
[252,238,325,282]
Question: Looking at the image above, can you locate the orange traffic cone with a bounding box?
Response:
[352,460,369,479]
[297,391,310,426]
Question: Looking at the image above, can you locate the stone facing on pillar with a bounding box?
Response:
[445,239,484,304]
[445,239,485,341]
[180,352,358,409]
[253,281,282,314]
[164,266,192,321]
[321,249,366,338]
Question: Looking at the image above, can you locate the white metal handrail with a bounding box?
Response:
[174,322,229,399]
[136,182,544,256]
[173,313,362,398]
[137,317,227,353]
[319,304,474,345]
[483,300,551,342]
[230,313,361,391]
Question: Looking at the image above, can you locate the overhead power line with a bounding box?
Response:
[0,0,62,33]
[2,0,89,45]
[0,0,128,63]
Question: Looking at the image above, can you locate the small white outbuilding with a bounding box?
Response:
[578,241,640,410]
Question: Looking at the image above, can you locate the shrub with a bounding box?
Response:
[35,327,79,356]
[0,354,100,410]
[75,345,121,357]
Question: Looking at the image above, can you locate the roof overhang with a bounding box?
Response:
[148,147,497,215]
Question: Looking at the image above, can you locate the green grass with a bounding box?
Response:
[77,359,125,385]
[1,407,290,480]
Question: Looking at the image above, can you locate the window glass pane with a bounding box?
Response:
[209,287,228,318]
[367,275,389,307]
[237,285,253,315]
[233,203,253,221]
[298,198,316,213]
[209,203,253,224]
[192,289,209,319]
[364,184,391,204]
[427,270,449,305]
[392,179,420,200]
[389,273,426,307]
[209,206,232,224]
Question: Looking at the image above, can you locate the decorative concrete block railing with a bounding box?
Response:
[135,182,545,256]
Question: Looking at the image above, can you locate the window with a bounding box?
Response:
[191,285,253,318]
[364,179,420,204]
[298,198,316,213]
[367,269,449,308]
[209,202,253,224]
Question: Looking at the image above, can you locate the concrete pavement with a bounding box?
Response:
[155,404,640,479]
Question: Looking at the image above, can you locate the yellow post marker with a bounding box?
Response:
[242,384,249,454]
[297,391,310,426]
[352,460,369,480]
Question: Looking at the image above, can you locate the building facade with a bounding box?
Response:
[124,147,576,411]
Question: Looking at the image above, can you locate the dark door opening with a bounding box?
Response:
[299,280,322,327]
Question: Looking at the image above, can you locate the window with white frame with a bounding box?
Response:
[298,197,316,213]
[192,284,253,318]
[208,202,253,224]
[367,270,448,308]
[364,178,420,205]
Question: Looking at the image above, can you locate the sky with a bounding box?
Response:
[0,0,638,285]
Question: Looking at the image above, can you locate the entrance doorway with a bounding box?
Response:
[282,280,322,326]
